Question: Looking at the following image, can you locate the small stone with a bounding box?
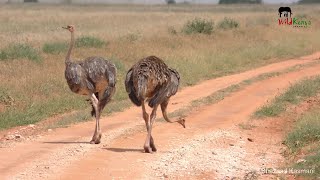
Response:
[247,138,254,142]
[47,129,52,132]
[44,166,50,169]
[212,151,217,155]
[296,159,306,163]
[28,124,36,128]
[163,173,168,178]
[229,143,234,146]
[15,134,22,139]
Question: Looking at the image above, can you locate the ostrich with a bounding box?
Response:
[62,25,116,144]
[125,56,185,153]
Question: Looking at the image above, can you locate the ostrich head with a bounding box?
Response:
[62,25,75,32]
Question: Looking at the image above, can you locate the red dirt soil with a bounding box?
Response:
[0,52,320,180]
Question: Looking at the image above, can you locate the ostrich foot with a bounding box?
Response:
[178,117,186,128]
[144,146,153,153]
[90,133,102,144]
[150,137,157,152]
[150,143,157,152]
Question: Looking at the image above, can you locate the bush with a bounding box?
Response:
[182,18,214,35]
[42,42,68,54]
[218,18,239,30]
[75,36,106,48]
[0,43,42,62]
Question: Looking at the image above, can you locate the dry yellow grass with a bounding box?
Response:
[1,4,320,129]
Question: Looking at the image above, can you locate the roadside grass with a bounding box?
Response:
[291,146,320,178]
[1,5,320,130]
[0,43,42,62]
[245,72,320,179]
[285,109,320,153]
[254,76,320,118]
[282,105,320,178]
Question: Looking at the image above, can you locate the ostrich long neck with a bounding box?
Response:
[65,31,75,64]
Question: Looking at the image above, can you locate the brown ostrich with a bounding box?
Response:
[62,25,116,144]
[125,56,185,153]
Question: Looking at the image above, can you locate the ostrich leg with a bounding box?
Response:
[142,101,153,153]
[149,104,159,152]
[161,99,186,128]
[90,93,102,144]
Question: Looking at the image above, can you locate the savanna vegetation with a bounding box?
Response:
[1,4,320,130]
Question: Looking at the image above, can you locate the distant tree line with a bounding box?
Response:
[219,0,262,4]
[166,0,176,4]
[299,0,320,3]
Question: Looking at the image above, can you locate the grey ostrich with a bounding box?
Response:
[62,25,116,144]
[125,56,185,153]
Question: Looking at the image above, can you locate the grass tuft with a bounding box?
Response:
[75,36,107,48]
[182,18,214,35]
[0,43,42,62]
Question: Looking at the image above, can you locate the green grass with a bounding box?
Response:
[182,18,214,35]
[285,109,320,152]
[42,42,68,54]
[75,36,107,48]
[0,43,42,62]
[255,76,320,118]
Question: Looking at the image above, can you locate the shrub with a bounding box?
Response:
[0,43,42,62]
[75,36,106,48]
[218,17,239,30]
[42,42,68,54]
[168,26,178,35]
[182,18,214,35]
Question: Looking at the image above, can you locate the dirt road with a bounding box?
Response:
[1,53,320,180]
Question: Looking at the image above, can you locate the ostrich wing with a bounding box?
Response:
[148,68,180,108]
[65,63,84,85]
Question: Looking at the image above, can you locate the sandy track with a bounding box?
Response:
[0,52,319,180]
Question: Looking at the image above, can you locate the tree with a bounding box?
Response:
[219,0,262,4]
